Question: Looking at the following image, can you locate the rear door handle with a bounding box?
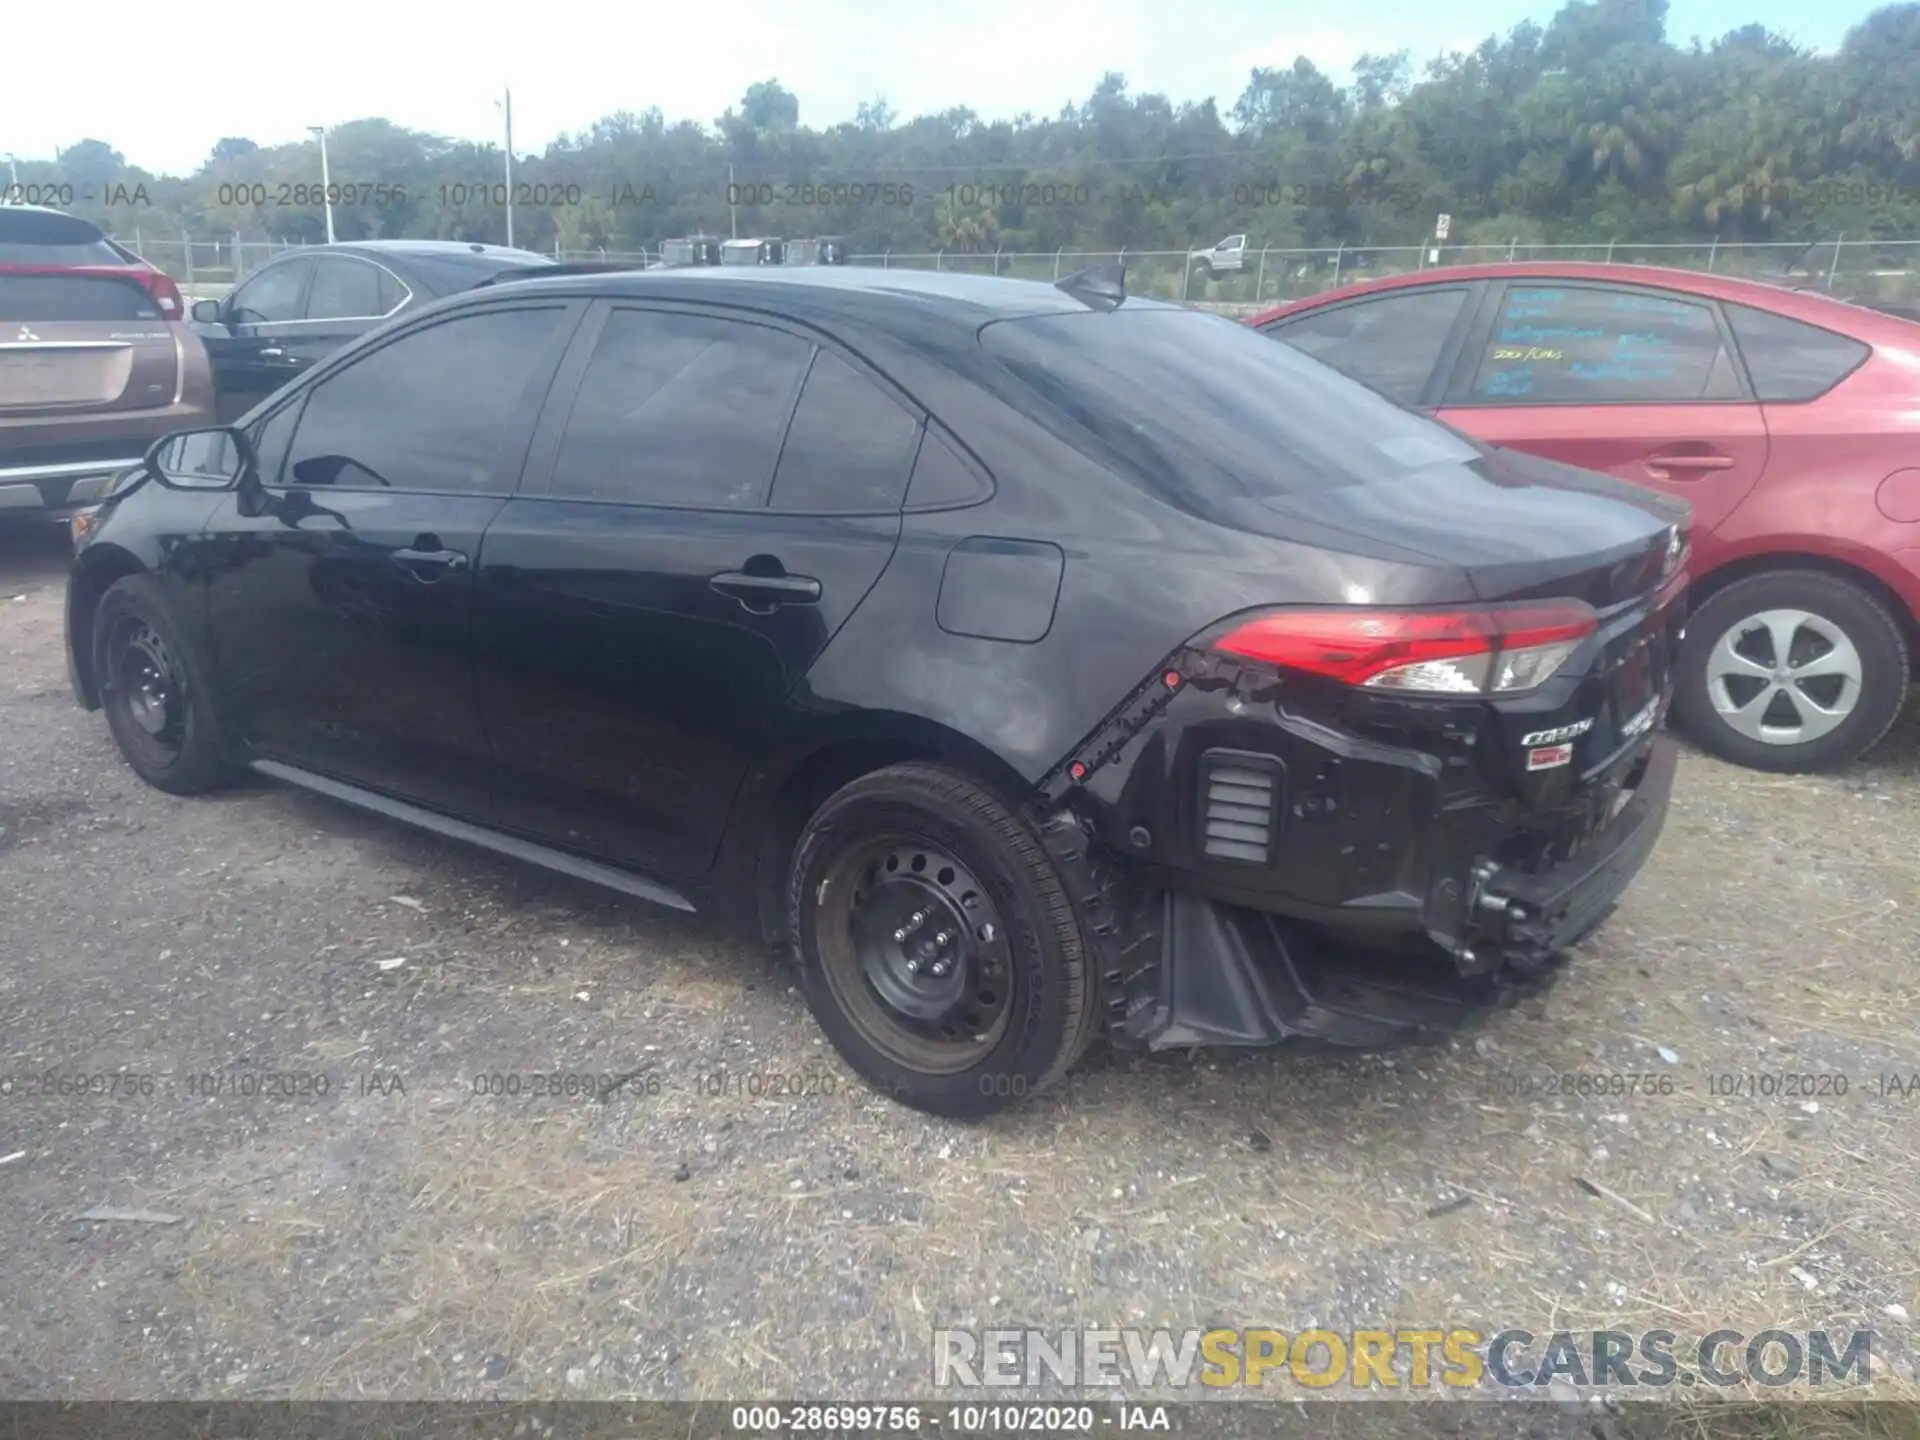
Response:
[392,546,469,581]
[1645,451,1736,478]
[710,570,822,608]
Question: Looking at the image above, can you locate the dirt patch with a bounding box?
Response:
[2,520,1917,1425]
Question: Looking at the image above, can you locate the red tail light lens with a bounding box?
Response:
[1209,601,1598,695]
[135,269,185,320]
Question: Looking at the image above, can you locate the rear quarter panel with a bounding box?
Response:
[1713,351,1920,618]
[796,382,1471,787]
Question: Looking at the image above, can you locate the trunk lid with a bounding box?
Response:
[1252,443,1688,610]
[0,271,181,417]
[1262,446,1688,816]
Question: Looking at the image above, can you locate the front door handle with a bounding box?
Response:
[710,570,822,608]
[392,546,469,582]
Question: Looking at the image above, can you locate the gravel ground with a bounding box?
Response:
[2,519,1918,1431]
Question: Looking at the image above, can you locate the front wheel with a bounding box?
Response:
[1674,570,1910,772]
[787,762,1100,1118]
[92,574,236,795]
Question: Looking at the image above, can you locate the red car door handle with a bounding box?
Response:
[1645,451,1736,477]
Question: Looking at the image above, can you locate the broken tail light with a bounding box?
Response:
[1208,600,1598,695]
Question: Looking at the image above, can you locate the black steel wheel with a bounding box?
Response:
[788,762,1100,1117]
[93,574,235,795]
[817,836,1014,1074]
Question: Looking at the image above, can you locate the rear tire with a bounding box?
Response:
[787,762,1099,1118]
[1674,570,1909,772]
[93,574,236,795]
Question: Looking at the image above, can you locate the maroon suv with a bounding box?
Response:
[1,205,214,525]
[1252,262,1920,772]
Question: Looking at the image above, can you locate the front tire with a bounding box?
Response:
[1674,570,1909,772]
[92,574,236,795]
[787,762,1100,1118]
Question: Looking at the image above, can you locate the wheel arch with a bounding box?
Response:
[731,713,1038,950]
[1691,549,1920,677]
[67,543,149,708]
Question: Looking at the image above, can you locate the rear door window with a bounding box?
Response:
[1461,285,1743,404]
[306,258,388,320]
[767,349,923,512]
[546,307,813,508]
[1265,288,1470,405]
[1723,303,1871,401]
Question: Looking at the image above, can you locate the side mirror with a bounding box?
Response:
[190,298,224,324]
[145,426,256,492]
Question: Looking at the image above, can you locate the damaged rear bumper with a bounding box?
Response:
[1106,735,1677,1051]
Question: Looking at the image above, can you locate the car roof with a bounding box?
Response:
[1247,260,1912,338]
[458,265,1173,326]
[299,240,554,261]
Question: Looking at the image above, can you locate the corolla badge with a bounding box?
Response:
[1520,718,1594,747]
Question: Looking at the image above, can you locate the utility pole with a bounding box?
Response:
[728,162,737,238]
[308,126,335,243]
[501,90,515,248]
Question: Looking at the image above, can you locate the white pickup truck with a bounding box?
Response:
[1187,234,1248,283]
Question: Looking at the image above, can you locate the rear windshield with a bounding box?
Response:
[401,250,556,295]
[0,273,161,321]
[978,306,1483,499]
[0,208,127,265]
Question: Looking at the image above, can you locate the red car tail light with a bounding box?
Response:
[130,268,185,320]
[1209,600,1598,695]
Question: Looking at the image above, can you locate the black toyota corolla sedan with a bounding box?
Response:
[65,265,1688,1117]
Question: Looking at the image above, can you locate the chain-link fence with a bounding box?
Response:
[122,234,1920,307]
[846,239,1920,306]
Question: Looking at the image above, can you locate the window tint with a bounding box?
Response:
[306,258,386,319]
[549,308,812,507]
[0,273,158,321]
[981,307,1487,499]
[1269,288,1468,404]
[768,350,922,511]
[0,208,124,264]
[245,400,303,487]
[230,260,311,323]
[1724,303,1870,401]
[1466,286,1742,403]
[282,307,562,493]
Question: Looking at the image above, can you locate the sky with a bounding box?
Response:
[1,0,1884,178]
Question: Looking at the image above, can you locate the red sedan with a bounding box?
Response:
[1250,263,1920,771]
